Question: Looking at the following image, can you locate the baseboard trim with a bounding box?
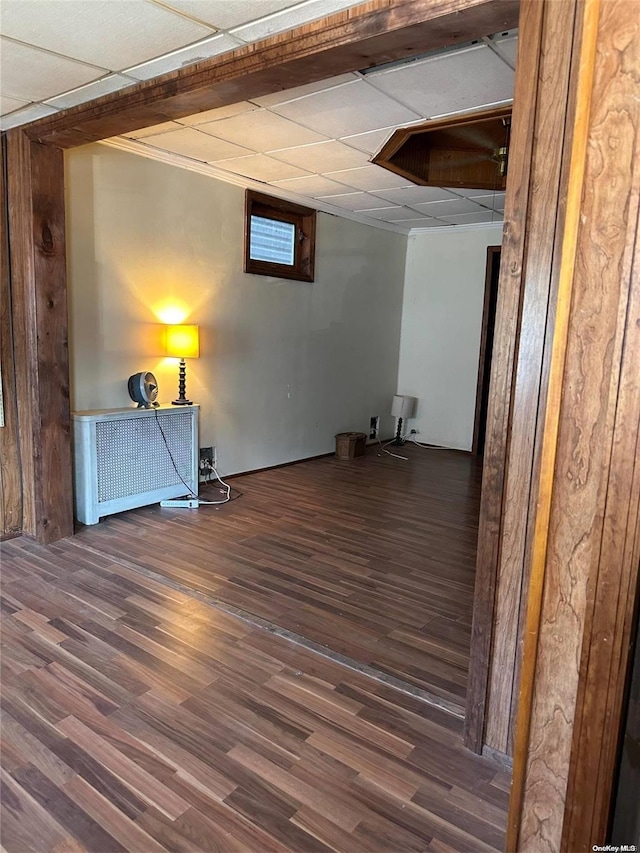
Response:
[221,450,335,481]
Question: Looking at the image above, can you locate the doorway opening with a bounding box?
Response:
[472,246,501,457]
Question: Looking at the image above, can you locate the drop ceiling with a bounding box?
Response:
[0,0,517,233]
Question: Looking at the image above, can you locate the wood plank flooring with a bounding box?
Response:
[71,445,482,712]
[1,527,508,852]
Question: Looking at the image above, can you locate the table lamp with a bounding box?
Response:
[391,394,416,445]
[164,324,199,405]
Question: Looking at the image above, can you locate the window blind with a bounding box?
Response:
[249,215,295,265]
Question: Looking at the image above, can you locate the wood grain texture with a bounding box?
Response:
[0,137,23,538]
[464,0,544,754]
[5,132,73,543]
[24,0,519,149]
[484,0,580,756]
[72,445,481,713]
[509,0,640,849]
[0,514,509,853]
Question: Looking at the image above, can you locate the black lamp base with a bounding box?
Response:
[392,416,405,446]
[171,358,192,406]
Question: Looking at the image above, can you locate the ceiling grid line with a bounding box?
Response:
[0,0,516,232]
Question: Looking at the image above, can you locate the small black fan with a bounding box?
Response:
[128,372,159,408]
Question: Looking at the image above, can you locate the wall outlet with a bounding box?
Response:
[369,416,380,439]
[410,428,419,435]
[199,446,215,471]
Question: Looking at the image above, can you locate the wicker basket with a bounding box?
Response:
[335,432,367,460]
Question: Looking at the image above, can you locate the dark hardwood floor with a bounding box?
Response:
[1,445,507,852]
[72,445,482,712]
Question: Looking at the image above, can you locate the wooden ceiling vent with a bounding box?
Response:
[372,105,513,191]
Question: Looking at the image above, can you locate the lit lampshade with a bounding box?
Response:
[391,394,416,419]
[164,324,199,406]
[391,394,416,446]
[164,324,199,359]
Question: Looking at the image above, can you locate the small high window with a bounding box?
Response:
[244,190,316,282]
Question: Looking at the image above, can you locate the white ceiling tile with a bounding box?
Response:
[157,0,301,29]
[213,154,311,181]
[357,205,402,216]
[252,74,359,108]
[373,186,459,205]
[125,121,185,138]
[0,39,105,102]
[411,198,489,216]
[467,192,506,212]
[370,207,424,222]
[0,102,58,130]
[272,79,422,138]
[0,94,29,115]
[403,218,448,228]
[324,165,412,192]
[0,1,213,71]
[176,102,257,125]
[340,120,429,155]
[141,126,254,160]
[124,33,240,81]
[315,192,382,211]
[340,127,397,154]
[271,174,354,197]
[367,44,514,118]
[198,109,327,150]
[438,211,503,224]
[230,0,365,43]
[491,32,518,68]
[269,140,370,172]
[44,74,137,109]
[447,186,506,199]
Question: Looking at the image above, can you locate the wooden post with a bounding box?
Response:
[465,0,580,755]
[0,138,23,537]
[508,0,640,848]
[5,130,73,543]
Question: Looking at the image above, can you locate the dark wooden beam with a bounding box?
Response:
[5,130,73,543]
[23,0,519,149]
[0,137,23,538]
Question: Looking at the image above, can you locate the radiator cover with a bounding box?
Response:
[73,405,199,525]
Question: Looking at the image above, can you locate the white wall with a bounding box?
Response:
[397,225,503,450]
[65,144,407,475]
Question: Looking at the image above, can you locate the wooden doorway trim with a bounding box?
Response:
[464,0,548,754]
[471,245,501,457]
[507,0,640,848]
[6,0,640,846]
[4,132,73,543]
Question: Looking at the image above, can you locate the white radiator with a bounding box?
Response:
[72,404,199,525]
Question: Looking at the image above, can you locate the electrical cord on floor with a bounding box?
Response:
[376,435,409,461]
[153,410,242,506]
[404,432,450,450]
[196,462,244,505]
[376,431,450,461]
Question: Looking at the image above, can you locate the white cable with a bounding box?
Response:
[197,462,232,505]
[404,432,449,450]
[376,436,408,461]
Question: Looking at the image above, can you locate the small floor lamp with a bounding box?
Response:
[164,324,199,405]
[391,394,416,445]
